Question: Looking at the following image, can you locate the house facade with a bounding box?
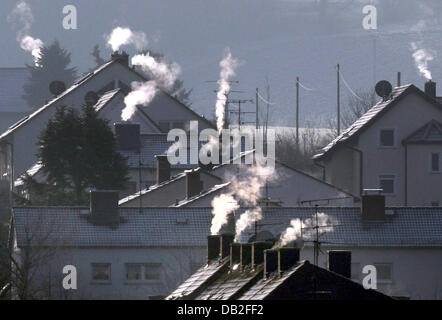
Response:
[313,83,442,206]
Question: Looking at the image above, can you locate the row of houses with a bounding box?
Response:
[1,51,442,299]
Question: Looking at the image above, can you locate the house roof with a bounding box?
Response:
[238,207,442,248]
[118,168,221,206]
[171,182,230,207]
[168,253,391,300]
[13,206,213,248]
[313,85,442,160]
[0,57,214,141]
[0,60,116,141]
[0,67,30,112]
[402,119,442,144]
[119,133,199,169]
[13,206,442,249]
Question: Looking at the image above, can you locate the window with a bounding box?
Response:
[374,263,393,283]
[430,153,440,173]
[125,263,161,282]
[379,174,395,194]
[91,263,111,281]
[431,201,440,207]
[379,129,395,147]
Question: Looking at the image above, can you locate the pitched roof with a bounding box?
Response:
[119,133,199,169]
[168,251,391,300]
[171,182,230,207]
[13,207,212,248]
[13,206,442,249]
[313,85,442,160]
[0,67,30,112]
[118,168,221,206]
[237,207,442,248]
[403,119,442,144]
[0,60,116,141]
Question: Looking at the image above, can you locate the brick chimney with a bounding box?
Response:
[240,243,252,269]
[206,234,234,264]
[264,249,278,278]
[252,242,273,268]
[155,155,171,184]
[328,250,352,278]
[185,169,201,199]
[361,194,385,220]
[264,247,300,278]
[111,51,129,66]
[278,247,300,274]
[425,80,436,98]
[114,123,140,151]
[90,190,119,227]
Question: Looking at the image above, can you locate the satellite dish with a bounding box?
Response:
[49,81,66,96]
[84,91,99,106]
[375,80,393,99]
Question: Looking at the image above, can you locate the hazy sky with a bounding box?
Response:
[1,0,441,126]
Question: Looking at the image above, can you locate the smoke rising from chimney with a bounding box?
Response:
[210,164,276,239]
[215,48,239,133]
[109,27,180,121]
[7,1,44,65]
[274,212,338,249]
[210,194,239,235]
[411,42,435,80]
[106,27,148,52]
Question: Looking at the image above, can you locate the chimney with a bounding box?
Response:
[90,190,119,227]
[114,123,140,151]
[230,243,241,268]
[328,250,352,278]
[206,234,234,264]
[252,242,273,268]
[207,235,221,263]
[156,155,171,184]
[264,249,278,278]
[185,169,201,199]
[361,194,385,220]
[111,51,129,66]
[240,243,252,269]
[425,80,436,98]
[220,234,234,259]
[278,247,300,274]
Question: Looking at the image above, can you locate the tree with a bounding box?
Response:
[21,105,129,205]
[90,44,105,70]
[136,49,193,106]
[327,89,376,139]
[22,40,78,109]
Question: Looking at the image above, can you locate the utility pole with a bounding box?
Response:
[337,64,341,135]
[255,88,259,130]
[296,77,300,149]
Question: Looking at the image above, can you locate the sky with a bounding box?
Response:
[1,0,442,127]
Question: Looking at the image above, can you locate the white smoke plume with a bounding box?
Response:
[210,164,276,239]
[210,194,240,235]
[215,48,239,133]
[132,52,181,89]
[275,213,338,249]
[411,42,435,80]
[7,1,44,64]
[106,27,148,52]
[111,27,181,121]
[122,81,157,121]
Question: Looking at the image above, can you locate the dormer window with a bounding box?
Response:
[379,129,395,147]
[430,152,440,173]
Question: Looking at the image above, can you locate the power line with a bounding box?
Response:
[338,67,364,101]
[257,91,277,105]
